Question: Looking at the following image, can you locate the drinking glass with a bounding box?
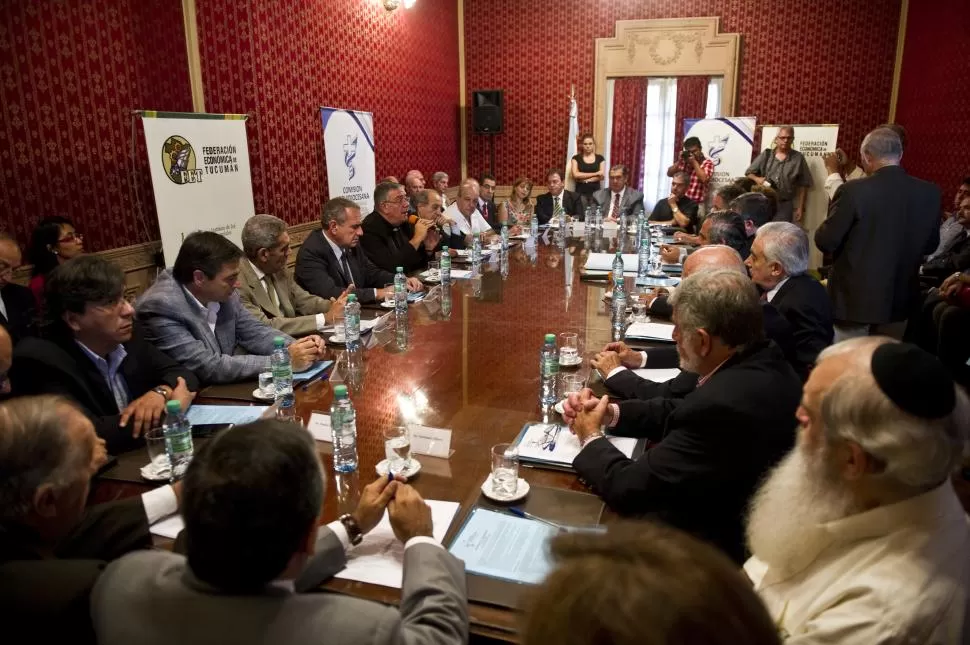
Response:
[632,294,649,323]
[144,427,171,478]
[491,443,519,496]
[332,315,345,341]
[558,332,579,365]
[427,261,440,281]
[384,426,412,474]
[383,285,395,306]
[258,371,274,397]
[560,373,585,399]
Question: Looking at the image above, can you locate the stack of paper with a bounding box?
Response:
[625,322,675,342]
[448,508,556,584]
[186,405,270,426]
[584,253,639,274]
[514,423,637,467]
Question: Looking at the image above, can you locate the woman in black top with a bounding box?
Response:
[570,133,605,211]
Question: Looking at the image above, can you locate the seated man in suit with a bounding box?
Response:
[478,173,500,230]
[746,222,833,380]
[91,419,468,645]
[534,168,581,224]
[296,197,423,305]
[921,195,970,287]
[565,269,802,563]
[0,395,180,644]
[12,256,198,453]
[360,182,439,273]
[594,164,645,223]
[138,232,325,385]
[731,192,774,239]
[745,339,970,643]
[239,214,346,337]
[649,172,699,233]
[0,232,36,342]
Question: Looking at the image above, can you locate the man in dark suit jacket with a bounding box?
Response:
[11,256,199,454]
[534,168,582,224]
[920,196,970,286]
[0,234,36,342]
[594,164,645,222]
[90,420,468,645]
[296,198,423,305]
[816,127,941,341]
[360,182,439,273]
[0,395,179,645]
[746,222,833,380]
[566,270,801,563]
[478,173,501,231]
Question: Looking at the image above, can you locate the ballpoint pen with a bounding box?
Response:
[546,424,563,451]
[508,507,564,530]
[300,365,333,391]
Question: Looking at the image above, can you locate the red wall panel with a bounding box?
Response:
[894,1,970,208]
[464,0,901,185]
[0,1,192,250]
[196,0,461,226]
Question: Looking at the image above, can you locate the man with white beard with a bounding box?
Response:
[744,338,970,643]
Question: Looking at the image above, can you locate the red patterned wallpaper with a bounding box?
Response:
[464,0,901,184]
[0,1,192,250]
[196,0,461,226]
[895,0,970,206]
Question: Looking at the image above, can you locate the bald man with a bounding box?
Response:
[0,234,36,342]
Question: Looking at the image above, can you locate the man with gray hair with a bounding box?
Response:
[360,182,439,273]
[745,125,812,223]
[595,164,646,223]
[0,395,181,640]
[238,214,346,337]
[816,127,941,342]
[431,171,450,208]
[745,338,970,643]
[746,222,833,380]
[403,169,425,214]
[565,269,802,562]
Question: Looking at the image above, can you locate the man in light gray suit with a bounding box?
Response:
[593,164,645,222]
[91,420,469,645]
[136,231,326,384]
[238,214,347,337]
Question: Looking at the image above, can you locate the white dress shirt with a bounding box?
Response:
[765,276,790,303]
[745,482,970,644]
[248,260,327,331]
[323,232,378,302]
[823,166,866,200]
[181,285,221,335]
[443,202,491,236]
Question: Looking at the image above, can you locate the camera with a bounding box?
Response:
[681,149,691,161]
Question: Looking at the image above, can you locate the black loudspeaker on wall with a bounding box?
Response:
[472,90,503,134]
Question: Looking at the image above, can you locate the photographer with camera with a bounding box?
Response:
[822,148,866,200]
[745,126,812,223]
[667,136,715,214]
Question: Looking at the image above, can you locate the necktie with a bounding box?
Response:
[341,252,354,286]
[554,196,561,213]
[481,202,489,221]
[610,193,621,220]
[263,275,278,307]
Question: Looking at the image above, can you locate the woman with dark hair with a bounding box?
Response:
[570,133,605,211]
[27,216,84,310]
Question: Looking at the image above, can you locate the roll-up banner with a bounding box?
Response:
[321,107,376,216]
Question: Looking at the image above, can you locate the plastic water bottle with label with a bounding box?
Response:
[500,223,509,250]
[394,266,408,350]
[440,246,451,285]
[345,293,361,348]
[612,253,627,341]
[638,234,651,281]
[539,333,559,408]
[530,212,539,239]
[162,400,193,481]
[331,385,358,472]
[471,232,482,265]
[271,336,296,421]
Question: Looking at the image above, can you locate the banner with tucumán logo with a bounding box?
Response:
[141,111,255,264]
[320,107,376,217]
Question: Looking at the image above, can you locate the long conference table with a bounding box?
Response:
[91,227,670,641]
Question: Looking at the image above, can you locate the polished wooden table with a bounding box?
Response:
[92,228,655,642]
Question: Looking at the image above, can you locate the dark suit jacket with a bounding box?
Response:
[11,332,199,453]
[815,165,941,323]
[295,230,395,304]
[0,282,36,343]
[0,497,151,645]
[575,340,800,563]
[360,212,429,273]
[534,190,581,224]
[770,274,833,380]
[922,230,970,283]
[479,198,500,231]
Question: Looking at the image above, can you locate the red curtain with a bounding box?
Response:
[610,77,649,191]
[673,76,709,154]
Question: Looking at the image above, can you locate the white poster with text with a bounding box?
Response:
[321,107,376,216]
[142,113,255,265]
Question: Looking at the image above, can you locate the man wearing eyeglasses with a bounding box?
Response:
[745,126,812,223]
[360,182,439,273]
[0,233,36,343]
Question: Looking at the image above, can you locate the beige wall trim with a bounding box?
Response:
[888,0,909,123]
[593,17,741,152]
[458,0,468,179]
[182,0,206,113]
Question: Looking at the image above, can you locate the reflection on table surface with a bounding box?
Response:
[93,228,666,641]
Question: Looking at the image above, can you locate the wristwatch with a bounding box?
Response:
[339,513,363,546]
[151,386,171,401]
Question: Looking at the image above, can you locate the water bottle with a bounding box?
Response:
[637,211,648,244]
[539,333,559,408]
[558,203,567,232]
[594,206,603,229]
[344,293,361,348]
[611,251,625,290]
[530,213,539,239]
[440,246,451,285]
[612,282,627,341]
[441,283,453,318]
[471,233,482,265]
[638,236,651,281]
[394,266,408,350]
[500,249,510,280]
[330,384,358,473]
[162,400,193,481]
[500,223,509,251]
[271,336,296,422]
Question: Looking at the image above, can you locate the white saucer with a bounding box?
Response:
[380,301,396,309]
[328,335,346,344]
[140,463,170,482]
[376,458,422,480]
[252,388,274,401]
[480,475,530,503]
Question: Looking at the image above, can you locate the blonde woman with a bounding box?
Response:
[498,176,534,234]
